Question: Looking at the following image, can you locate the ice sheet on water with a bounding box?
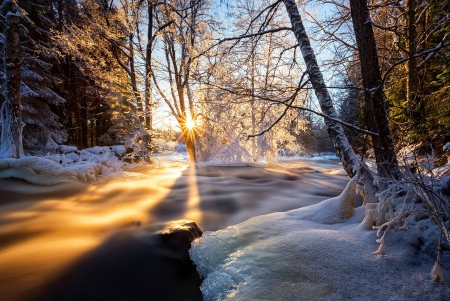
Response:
[190,177,450,301]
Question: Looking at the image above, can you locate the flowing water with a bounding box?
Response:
[0,157,351,301]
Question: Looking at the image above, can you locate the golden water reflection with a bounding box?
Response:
[0,160,349,301]
[0,166,187,301]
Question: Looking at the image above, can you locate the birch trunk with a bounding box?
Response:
[282,0,359,177]
[0,13,24,158]
[251,36,257,162]
[145,0,154,131]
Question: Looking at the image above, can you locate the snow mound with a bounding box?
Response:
[190,177,449,301]
[0,156,62,173]
[296,174,357,224]
[58,145,78,153]
[111,145,126,156]
[0,149,125,185]
[0,167,77,185]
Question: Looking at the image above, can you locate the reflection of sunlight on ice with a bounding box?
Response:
[183,165,202,224]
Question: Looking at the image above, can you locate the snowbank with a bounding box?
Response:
[190,180,450,301]
[0,146,125,185]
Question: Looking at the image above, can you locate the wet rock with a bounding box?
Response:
[35,220,204,301]
[158,220,203,255]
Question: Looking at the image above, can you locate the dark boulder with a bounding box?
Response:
[158,220,203,254]
[35,220,204,301]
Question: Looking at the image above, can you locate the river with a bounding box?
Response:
[0,156,351,301]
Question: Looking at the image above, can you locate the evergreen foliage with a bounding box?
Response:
[1,0,66,154]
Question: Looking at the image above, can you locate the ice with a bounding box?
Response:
[190,177,450,301]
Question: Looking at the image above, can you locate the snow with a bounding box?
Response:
[58,145,77,153]
[111,145,126,156]
[190,178,450,301]
[0,146,125,184]
[0,151,448,300]
[433,164,450,177]
[443,142,450,151]
[84,146,111,155]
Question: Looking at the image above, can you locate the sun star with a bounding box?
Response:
[186,118,196,130]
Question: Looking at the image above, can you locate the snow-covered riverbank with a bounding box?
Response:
[190,180,450,300]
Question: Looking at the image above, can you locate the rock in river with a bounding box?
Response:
[35,220,204,301]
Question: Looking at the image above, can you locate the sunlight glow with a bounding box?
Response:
[183,165,203,224]
[186,117,196,130]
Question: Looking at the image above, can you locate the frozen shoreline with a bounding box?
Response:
[190,180,450,301]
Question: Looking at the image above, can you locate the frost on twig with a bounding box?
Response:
[372,211,412,254]
[431,235,445,283]
[366,152,450,284]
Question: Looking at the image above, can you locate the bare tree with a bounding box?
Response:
[348,0,400,180]
[152,0,209,161]
[282,0,360,177]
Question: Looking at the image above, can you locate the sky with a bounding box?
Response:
[151,0,339,131]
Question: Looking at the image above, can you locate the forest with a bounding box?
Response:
[0,0,450,300]
[0,0,449,163]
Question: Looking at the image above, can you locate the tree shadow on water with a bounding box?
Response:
[32,169,205,301]
[30,162,354,301]
[34,224,203,301]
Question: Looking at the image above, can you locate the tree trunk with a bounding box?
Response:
[406,0,417,121]
[145,0,154,131]
[129,34,144,124]
[348,0,400,179]
[251,36,257,162]
[184,131,196,162]
[282,0,359,177]
[0,13,24,158]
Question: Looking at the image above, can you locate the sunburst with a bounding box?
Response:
[175,113,201,143]
[185,117,196,130]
